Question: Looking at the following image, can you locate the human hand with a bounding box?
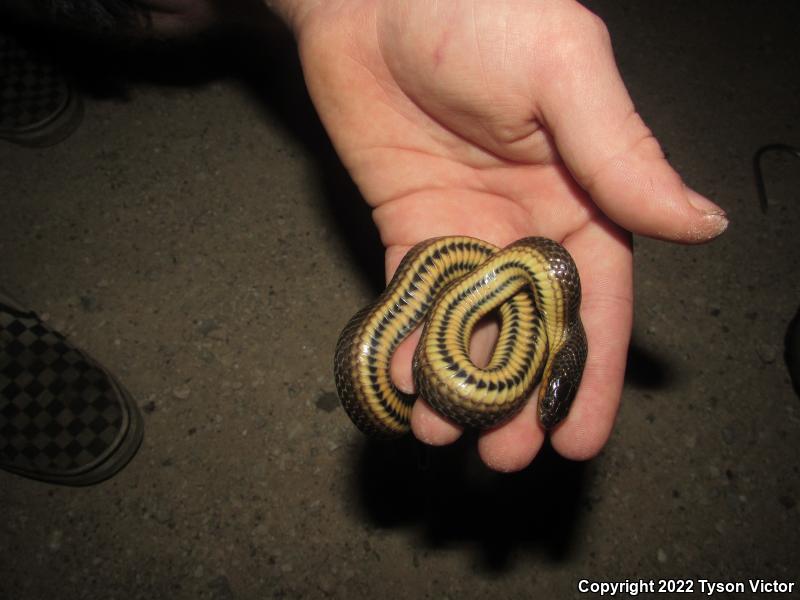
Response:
[288,0,728,470]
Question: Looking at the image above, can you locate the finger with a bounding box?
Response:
[550,218,633,460]
[535,16,728,243]
[478,392,545,472]
[384,244,411,281]
[411,398,462,445]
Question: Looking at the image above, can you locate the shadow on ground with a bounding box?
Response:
[349,435,591,572]
[625,338,676,390]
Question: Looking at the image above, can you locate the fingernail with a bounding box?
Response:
[687,190,726,217]
[703,212,729,237]
[686,190,728,240]
[687,211,728,241]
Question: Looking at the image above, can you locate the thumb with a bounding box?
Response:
[537,22,728,243]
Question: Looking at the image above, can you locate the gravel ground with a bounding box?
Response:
[1,1,798,598]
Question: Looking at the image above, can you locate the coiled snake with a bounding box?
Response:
[334,236,587,437]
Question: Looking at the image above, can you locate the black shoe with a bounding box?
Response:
[0,291,143,485]
[0,30,83,147]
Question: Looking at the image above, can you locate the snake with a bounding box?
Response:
[334,236,587,437]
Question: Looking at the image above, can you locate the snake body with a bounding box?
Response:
[334,236,587,437]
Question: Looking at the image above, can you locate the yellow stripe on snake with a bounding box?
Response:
[334,236,587,437]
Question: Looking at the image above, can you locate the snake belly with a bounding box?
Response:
[334,236,587,437]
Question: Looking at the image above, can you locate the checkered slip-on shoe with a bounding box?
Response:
[0,292,143,485]
[0,31,83,147]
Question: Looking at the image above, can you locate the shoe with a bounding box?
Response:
[0,30,83,147]
[0,290,143,485]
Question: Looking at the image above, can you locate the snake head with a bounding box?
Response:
[538,373,578,429]
[538,323,587,429]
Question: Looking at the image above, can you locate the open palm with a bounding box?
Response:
[294,0,727,470]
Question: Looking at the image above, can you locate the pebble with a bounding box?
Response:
[318,575,336,594]
[756,343,777,364]
[657,548,668,563]
[287,423,303,441]
[153,508,172,524]
[721,425,737,445]
[209,575,234,600]
[315,392,339,413]
[173,386,191,400]
[197,319,220,336]
[48,529,63,552]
